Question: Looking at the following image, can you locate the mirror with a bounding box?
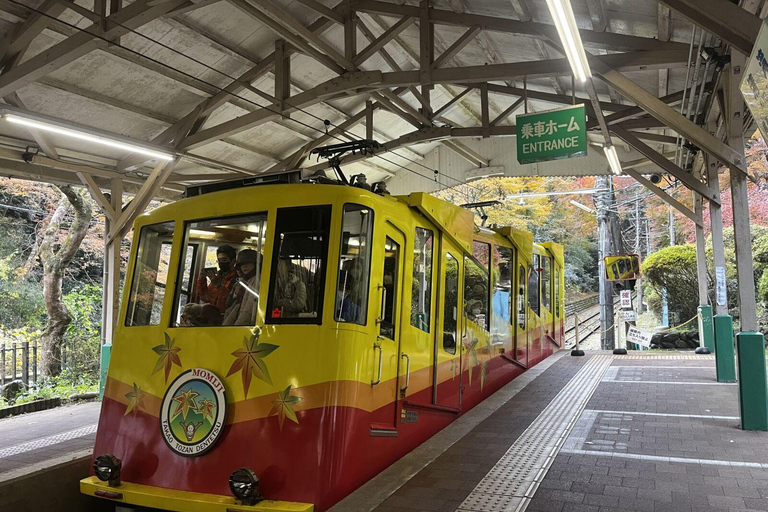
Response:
[604,254,641,281]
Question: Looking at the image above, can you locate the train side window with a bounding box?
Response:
[443,253,459,354]
[555,268,561,316]
[176,244,199,313]
[126,221,175,327]
[379,236,400,340]
[335,204,373,325]
[411,227,434,332]
[541,256,551,312]
[174,214,267,327]
[528,255,540,316]
[267,206,331,324]
[464,256,489,331]
[472,240,490,269]
[518,264,526,330]
[493,246,513,324]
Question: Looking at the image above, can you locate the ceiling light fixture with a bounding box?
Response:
[604,145,622,175]
[544,0,591,83]
[4,114,174,162]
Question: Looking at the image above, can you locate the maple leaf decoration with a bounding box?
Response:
[151,333,182,383]
[124,383,146,416]
[196,398,216,423]
[227,329,279,397]
[270,385,303,429]
[171,388,199,422]
[463,337,480,385]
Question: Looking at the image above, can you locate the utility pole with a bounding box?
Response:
[596,175,615,350]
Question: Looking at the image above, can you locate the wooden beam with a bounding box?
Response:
[432,24,480,68]
[353,16,415,66]
[491,97,524,126]
[0,0,190,98]
[355,0,689,51]
[77,171,116,221]
[227,0,346,74]
[612,126,720,204]
[180,71,383,149]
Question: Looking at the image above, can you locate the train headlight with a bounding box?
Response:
[93,454,122,487]
[229,467,262,504]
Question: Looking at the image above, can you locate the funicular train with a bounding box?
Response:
[81,170,564,512]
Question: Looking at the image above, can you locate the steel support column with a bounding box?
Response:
[726,54,758,331]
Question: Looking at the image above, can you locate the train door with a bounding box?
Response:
[433,238,462,410]
[370,223,405,433]
[528,255,542,363]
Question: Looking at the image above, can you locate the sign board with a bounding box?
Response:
[716,266,727,306]
[516,104,587,164]
[741,20,768,141]
[626,326,653,348]
[622,310,637,322]
[620,290,632,309]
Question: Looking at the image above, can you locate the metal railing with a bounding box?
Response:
[1,342,39,386]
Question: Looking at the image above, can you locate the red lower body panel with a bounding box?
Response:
[93,349,550,511]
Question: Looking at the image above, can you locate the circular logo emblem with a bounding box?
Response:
[160,368,227,457]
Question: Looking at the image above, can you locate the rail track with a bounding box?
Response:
[563,294,631,349]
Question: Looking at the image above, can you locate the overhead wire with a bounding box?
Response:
[7,0,484,196]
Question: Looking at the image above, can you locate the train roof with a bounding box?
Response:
[139,181,556,261]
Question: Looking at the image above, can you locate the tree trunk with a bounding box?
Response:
[41,272,70,376]
[38,185,92,377]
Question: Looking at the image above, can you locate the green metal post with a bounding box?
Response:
[99,343,112,400]
[713,315,736,383]
[698,305,715,353]
[736,332,768,431]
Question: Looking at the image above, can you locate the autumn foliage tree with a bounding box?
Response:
[38,185,92,377]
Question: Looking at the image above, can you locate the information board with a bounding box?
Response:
[620,290,632,309]
[516,104,587,164]
[626,326,653,348]
[716,266,727,306]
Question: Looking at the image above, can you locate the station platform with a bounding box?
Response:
[331,351,768,512]
[2,352,767,512]
[0,401,107,511]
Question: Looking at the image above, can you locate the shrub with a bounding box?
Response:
[641,244,700,323]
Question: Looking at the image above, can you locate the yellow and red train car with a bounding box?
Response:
[81,178,564,512]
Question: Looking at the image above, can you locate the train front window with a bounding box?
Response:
[126,221,175,327]
[335,204,373,325]
[267,206,331,323]
[173,214,267,327]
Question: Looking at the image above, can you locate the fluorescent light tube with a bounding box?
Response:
[544,0,592,83]
[4,115,174,161]
[604,145,622,175]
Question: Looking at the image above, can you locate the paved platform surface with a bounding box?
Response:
[333,351,768,512]
[0,401,99,483]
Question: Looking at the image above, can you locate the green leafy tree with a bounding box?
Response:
[641,244,700,323]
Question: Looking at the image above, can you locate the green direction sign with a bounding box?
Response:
[742,20,768,140]
[516,104,587,165]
